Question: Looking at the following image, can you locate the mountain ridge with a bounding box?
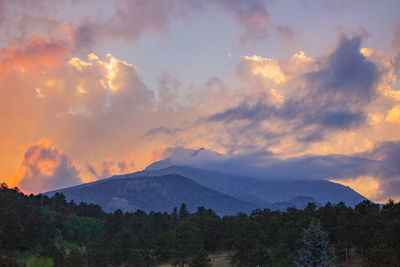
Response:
[45,163,368,214]
[129,164,367,206]
[45,174,257,215]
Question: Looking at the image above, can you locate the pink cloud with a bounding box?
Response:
[0,35,69,73]
[14,139,82,194]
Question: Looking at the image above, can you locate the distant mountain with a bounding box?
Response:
[265,196,321,211]
[130,165,367,207]
[45,160,368,215]
[45,174,257,215]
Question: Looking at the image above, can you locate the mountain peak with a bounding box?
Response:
[145,147,221,171]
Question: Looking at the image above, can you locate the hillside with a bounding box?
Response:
[46,174,257,215]
[133,165,367,206]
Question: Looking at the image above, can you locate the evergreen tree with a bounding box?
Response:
[170,219,202,266]
[189,248,212,267]
[0,209,26,250]
[362,243,398,267]
[124,250,146,267]
[64,247,87,267]
[295,220,336,267]
[178,204,190,220]
[171,206,179,223]
[249,244,271,267]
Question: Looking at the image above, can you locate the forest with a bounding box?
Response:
[0,182,399,266]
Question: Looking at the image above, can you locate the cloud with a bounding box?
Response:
[65,0,182,50]
[0,39,159,183]
[86,162,98,179]
[1,10,400,205]
[390,23,400,72]
[86,157,136,179]
[14,139,82,194]
[67,20,98,51]
[104,0,177,41]
[0,0,292,56]
[200,33,381,152]
[0,35,69,72]
[215,0,272,46]
[238,55,286,84]
[118,159,135,173]
[64,0,287,49]
[145,126,183,137]
[386,105,400,122]
[0,0,4,26]
[136,27,400,171]
[157,141,400,202]
[306,32,378,105]
[330,176,382,201]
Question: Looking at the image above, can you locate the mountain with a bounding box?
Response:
[265,196,321,211]
[127,165,367,207]
[45,174,256,215]
[45,157,368,215]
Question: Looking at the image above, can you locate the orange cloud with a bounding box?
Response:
[148,148,167,164]
[386,105,400,122]
[13,138,82,194]
[0,35,69,73]
[86,155,137,179]
[330,176,383,202]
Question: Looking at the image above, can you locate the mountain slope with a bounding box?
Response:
[45,164,368,214]
[46,174,256,215]
[265,196,321,211]
[126,165,367,207]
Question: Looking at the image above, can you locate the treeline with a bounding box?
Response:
[0,183,399,266]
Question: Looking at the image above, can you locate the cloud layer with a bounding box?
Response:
[155,141,400,202]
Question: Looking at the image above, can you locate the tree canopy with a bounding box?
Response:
[0,183,399,266]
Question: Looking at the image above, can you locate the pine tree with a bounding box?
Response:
[295,220,336,267]
[171,206,179,223]
[189,248,212,267]
[170,219,202,266]
[178,203,190,220]
[124,250,146,267]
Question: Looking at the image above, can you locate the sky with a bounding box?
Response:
[1,0,400,203]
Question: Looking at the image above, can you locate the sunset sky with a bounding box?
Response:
[1,0,400,202]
